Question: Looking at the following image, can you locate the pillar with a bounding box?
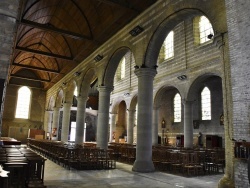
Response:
[96,86,113,149]
[61,102,72,142]
[183,100,193,148]
[127,109,135,144]
[75,96,88,144]
[132,67,157,172]
[152,106,159,146]
[109,113,117,142]
[52,107,60,140]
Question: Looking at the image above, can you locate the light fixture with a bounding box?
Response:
[124,92,130,97]
[129,25,144,36]
[94,54,103,62]
[74,71,81,76]
[177,75,187,80]
[207,33,214,39]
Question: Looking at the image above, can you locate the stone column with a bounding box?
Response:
[96,86,113,149]
[152,106,159,146]
[75,96,88,144]
[127,109,135,144]
[183,100,193,148]
[52,107,60,140]
[109,113,117,142]
[132,67,157,172]
[61,102,72,142]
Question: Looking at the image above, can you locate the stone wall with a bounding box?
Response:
[225,0,250,187]
[0,0,20,137]
[2,85,46,143]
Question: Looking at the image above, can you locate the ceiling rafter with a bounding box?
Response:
[12,63,60,74]
[19,19,93,40]
[15,46,73,61]
[96,0,140,13]
[10,74,52,83]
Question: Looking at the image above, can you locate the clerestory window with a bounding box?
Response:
[199,16,214,44]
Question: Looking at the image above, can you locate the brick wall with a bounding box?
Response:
[225,0,250,187]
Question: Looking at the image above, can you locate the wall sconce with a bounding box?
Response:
[74,71,81,76]
[134,65,139,69]
[124,92,130,97]
[94,54,103,62]
[161,119,166,129]
[177,75,187,80]
[207,33,214,39]
[129,25,144,36]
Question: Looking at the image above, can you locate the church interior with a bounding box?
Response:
[0,0,249,187]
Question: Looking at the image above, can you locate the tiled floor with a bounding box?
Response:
[44,159,223,188]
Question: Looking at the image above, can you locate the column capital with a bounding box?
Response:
[53,106,60,111]
[76,96,88,102]
[97,85,114,93]
[109,112,118,115]
[182,99,195,105]
[127,109,136,113]
[62,102,72,107]
[153,105,161,110]
[134,67,157,78]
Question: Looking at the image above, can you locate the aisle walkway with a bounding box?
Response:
[44,159,223,188]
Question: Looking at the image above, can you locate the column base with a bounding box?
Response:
[132,160,155,172]
[218,175,234,188]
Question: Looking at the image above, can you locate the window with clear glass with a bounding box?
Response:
[115,57,126,81]
[164,31,174,59]
[174,93,181,122]
[69,122,76,141]
[199,16,214,44]
[120,57,125,79]
[74,87,77,96]
[134,104,138,125]
[15,86,31,119]
[201,87,211,120]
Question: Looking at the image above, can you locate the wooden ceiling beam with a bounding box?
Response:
[96,0,139,13]
[20,19,93,40]
[8,83,44,90]
[15,46,73,61]
[10,74,52,83]
[12,63,60,74]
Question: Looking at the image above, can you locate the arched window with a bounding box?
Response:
[134,104,138,126]
[74,87,77,96]
[199,16,214,44]
[120,57,126,79]
[201,87,211,120]
[164,31,174,59]
[116,57,126,81]
[15,86,31,119]
[174,93,181,122]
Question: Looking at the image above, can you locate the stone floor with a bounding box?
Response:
[44,159,223,188]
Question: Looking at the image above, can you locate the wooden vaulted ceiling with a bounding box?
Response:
[9,0,157,90]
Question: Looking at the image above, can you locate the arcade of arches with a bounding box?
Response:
[0,0,250,187]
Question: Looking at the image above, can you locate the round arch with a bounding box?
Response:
[102,47,131,87]
[144,8,226,68]
[187,73,222,101]
[54,89,64,108]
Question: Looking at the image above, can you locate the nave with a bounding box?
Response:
[44,158,223,188]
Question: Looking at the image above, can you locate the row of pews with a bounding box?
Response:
[0,145,46,188]
[107,143,225,177]
[28,139,116,171]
